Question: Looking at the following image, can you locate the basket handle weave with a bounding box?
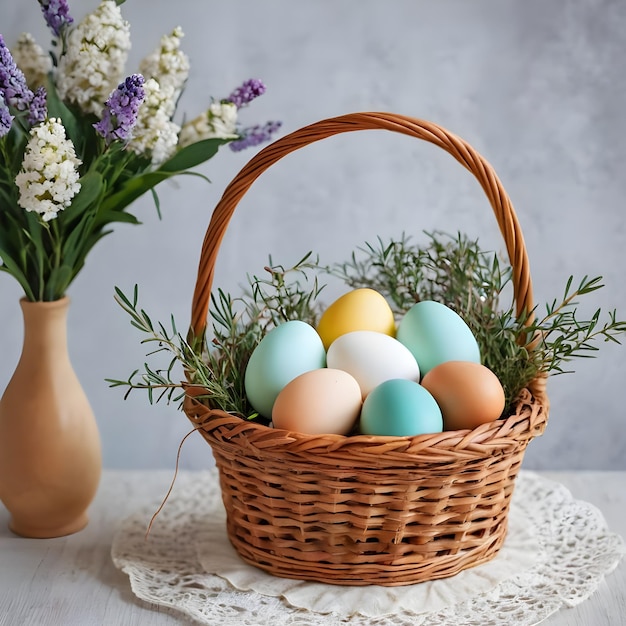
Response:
[190,112,544,399]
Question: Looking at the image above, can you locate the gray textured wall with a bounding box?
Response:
[1,0,625,470]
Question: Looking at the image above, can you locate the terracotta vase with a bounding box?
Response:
[0,297,102,538]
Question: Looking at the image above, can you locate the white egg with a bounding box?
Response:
[327,330,421,398]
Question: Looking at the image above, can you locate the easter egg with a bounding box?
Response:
[421,361,505,431]
[327,330,420,398]
[244,320,326,418]
[396,300,480,375]
[316,288,395,350]
[272,368,362,435]
[360,379,443,437]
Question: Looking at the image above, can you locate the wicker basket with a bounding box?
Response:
[182,112,549,587]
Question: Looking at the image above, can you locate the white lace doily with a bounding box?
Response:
[111,469,625,626]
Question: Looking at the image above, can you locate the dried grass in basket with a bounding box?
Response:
[182,112,549,587]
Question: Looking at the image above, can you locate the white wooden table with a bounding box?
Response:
[0,470,624,626]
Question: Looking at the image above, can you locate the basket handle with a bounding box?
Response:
[189,112,542,397]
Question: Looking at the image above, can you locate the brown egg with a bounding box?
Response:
[420,361,505,431]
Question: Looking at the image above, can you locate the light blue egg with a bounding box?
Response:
[396,300,480,375]
[244,320,326,417]
[360,379,443,437]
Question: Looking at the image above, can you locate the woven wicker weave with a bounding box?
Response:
[183,112,549,586]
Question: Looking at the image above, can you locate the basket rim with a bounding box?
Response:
[183,385,547,457]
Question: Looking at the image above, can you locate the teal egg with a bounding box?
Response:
[360,379,443,437]
[396,300,480,375]
[244,320,326,418]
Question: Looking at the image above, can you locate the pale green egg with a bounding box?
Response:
[244,320,326,418]
[396,300,480,376]
[360,379,443,437]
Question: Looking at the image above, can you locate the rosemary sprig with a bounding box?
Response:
[530,276,626,375]
[108,253,325,420]
[110,231,626,419]
[106,285,214,406]
[330,231,507,318]
[331,231,626,410]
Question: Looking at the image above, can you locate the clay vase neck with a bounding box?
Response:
[0,297,102,538]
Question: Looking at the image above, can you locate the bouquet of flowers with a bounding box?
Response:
[0,0,281,302]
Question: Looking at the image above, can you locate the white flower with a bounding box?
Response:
[56,0,131,116]
[15,117,82,222]
[178,101,239,148]
[11,33,52,89]
[127,78,180,165]
[139,26,189,116]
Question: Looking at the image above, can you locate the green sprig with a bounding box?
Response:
[110,231,626,419]
[109,254,325,420]
[332,231,626,410]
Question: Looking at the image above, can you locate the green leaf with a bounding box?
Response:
[2,126,28,175]
[23,211,45,249]
[93,210,141,228]
[0,242,34,300]
[62,171,105,223]
[45,76,82,149]
[99,170,176,214]
[67,228,112,274]
[45,264,73,300]
[0,184,17,210]
[151,187,162,220]
[60,215,94,269]
[23,212,47,292]
[158,138,228,173]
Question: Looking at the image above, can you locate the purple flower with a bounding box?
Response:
[229,120,282,152]
[0,35,35,113]
[38,0,74,38]
[0,93,13,137]
[94,74,146,145]
[227,78,266,109]
[28,86,47,126]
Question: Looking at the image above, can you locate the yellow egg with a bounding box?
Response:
[272,369,362,435]
[316,288,395,350]
[420,361,505,431]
